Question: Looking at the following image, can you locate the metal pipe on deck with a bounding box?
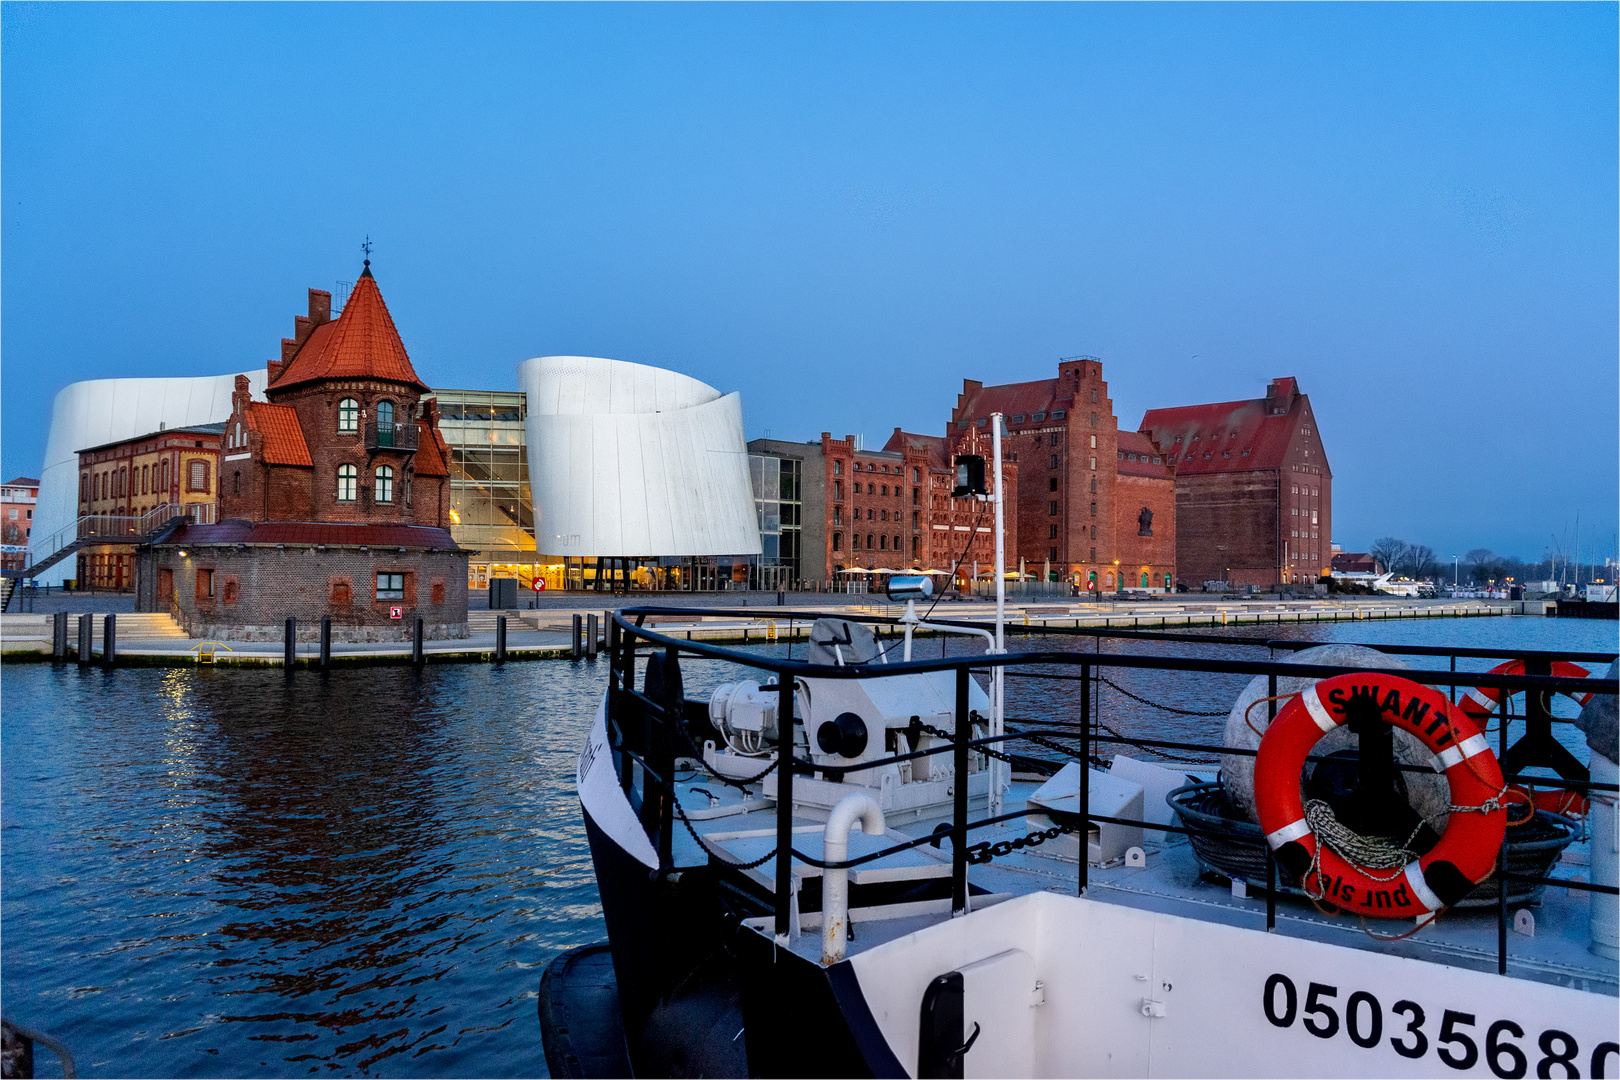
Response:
[774,673,796,945]
[821,792,885,966]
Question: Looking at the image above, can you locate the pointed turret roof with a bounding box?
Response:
[268,270,429,394]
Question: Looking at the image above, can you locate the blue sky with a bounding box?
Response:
[3,3,1615,561]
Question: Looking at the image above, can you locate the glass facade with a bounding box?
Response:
[427,389,544,590]
[749,453,801,588]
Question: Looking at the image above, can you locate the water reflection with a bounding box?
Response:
[2,617,1611,1077]
[4,663,607,1078]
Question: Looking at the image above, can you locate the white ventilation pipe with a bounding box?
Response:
[821,792,886,966]
[1590,752,1618,959]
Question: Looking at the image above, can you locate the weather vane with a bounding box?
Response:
[361,235,373,266]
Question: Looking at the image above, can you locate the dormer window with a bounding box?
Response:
[338,398,360,433]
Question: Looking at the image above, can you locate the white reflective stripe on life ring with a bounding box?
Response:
[1403,861,1445,912]
[1464,685,1497,713]
[1301,685,1339,733]
[1266,818,1311,850]
[1434,733,1491,771]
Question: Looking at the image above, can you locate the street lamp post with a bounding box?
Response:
[1452,554,1459,588]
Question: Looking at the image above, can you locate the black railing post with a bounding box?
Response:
[607,617,620,686]
[77,613,92,665]
[1079,659,1091,895]
[1266,844,1276,930]
[952,665,970,916]
[1497,684,1511,974]
[52,611,67,661]
[103,613,116,668]
[320,616,332,670]
[775,671,796,943]
[495,614,507,663]
[572,614,583,661]
[1268,672,1278,724]
[413,616,425,666]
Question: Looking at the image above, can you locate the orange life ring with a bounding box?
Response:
[1460,660,1592,818]
[1256,672,1507,918]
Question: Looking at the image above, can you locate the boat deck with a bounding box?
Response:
[671,772,1618,996]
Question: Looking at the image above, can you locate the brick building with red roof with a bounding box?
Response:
[1138,376,1331,588]
[137,262,469,640]
[946,357,1175,593]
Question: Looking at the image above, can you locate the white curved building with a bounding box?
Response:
[28,371,268,584]
[518,356,761,558]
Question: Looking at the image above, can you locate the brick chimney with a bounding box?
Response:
[1266,377,1299,416]
[308,288,332,326]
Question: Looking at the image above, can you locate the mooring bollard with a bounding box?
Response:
[777,590,785,606]
[284,617,296,669]
[413,616,425,665]
[78,613,92,665]
[587,614,599,659]
[495,614,507,663]
[53,611,68,661]
[572,614,583,660]
[320,616,332,670]
[103,613,117,667]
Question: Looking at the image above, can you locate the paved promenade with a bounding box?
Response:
[0,596,1517,667]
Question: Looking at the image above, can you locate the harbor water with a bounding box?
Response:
[2,615,1614,1077]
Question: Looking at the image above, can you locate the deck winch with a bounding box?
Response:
[704,618,994,821]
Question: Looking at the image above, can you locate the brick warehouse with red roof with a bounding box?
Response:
[946,357,1175,592]
[1139,376,1331,588]
[136,262,470,640]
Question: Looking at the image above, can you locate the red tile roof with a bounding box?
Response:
[159,520,460,550]
[1139,386,1304,475]
[956,378,1074,425]
[1116,430,1173,478]
[269,272,428,393]
[245,402,313,467]
[882,430,952,471]
[413,418,451,478]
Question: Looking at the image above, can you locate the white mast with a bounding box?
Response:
[991,412,1006,822]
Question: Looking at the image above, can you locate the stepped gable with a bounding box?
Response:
[268,269,429,394]
[244,402,313,467]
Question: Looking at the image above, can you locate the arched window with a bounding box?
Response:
[337,464,357,501]
[375,401,396,447]
[338,398,360,434]
[375,465,394,503]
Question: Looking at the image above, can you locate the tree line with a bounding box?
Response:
[1366,538,1613,586]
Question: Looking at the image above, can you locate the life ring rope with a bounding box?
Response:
[1255,673,1508,918]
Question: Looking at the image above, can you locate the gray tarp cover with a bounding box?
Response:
[806,618,881,666]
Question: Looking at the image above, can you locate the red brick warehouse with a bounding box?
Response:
[1139,376,1331,588]
[946,357,1175,593]
[138,261,470,640]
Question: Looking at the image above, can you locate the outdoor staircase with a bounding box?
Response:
[466,610,538,633]
[115,613,189,640]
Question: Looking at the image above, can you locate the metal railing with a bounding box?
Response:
[602,605,1618,977]
[15,502,205,576]
[365,421,418,452]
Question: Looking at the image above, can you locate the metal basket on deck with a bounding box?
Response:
[1166,782,1580,908]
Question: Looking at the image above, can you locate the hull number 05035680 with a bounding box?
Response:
[1262,973,1619,1078]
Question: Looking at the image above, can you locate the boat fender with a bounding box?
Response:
[1460,660,1593,817]
[1255,672,1507,918]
